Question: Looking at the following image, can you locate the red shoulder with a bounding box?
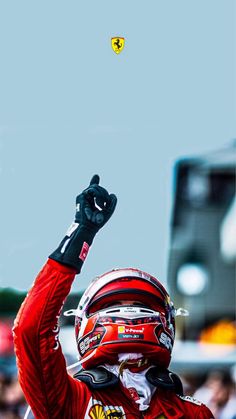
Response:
[176,395,214,418]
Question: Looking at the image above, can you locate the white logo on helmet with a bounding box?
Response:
[159,332,173,350]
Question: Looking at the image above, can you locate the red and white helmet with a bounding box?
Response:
[66,268,177,369]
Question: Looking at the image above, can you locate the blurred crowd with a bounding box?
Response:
[194,369,236,419]
[182,368,236,419]
[0,372,26,419]
[0,320,27,418]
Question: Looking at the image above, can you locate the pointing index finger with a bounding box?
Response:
[89,174,100,186]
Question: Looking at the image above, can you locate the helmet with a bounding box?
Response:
[66,268,176,369]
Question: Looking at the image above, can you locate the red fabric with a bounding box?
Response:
[13,259,214,418]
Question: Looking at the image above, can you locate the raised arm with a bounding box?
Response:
[13,175,117,418]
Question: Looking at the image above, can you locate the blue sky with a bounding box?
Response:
[0,0,235,291]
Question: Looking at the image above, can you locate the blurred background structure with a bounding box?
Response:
[167,144,236,418]
[168,142,236,342]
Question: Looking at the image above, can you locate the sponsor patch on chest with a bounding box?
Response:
[85,399,126,418]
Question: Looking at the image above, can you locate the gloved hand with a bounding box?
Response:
[49,175,117,273]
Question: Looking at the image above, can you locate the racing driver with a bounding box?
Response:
[13,175,214,418]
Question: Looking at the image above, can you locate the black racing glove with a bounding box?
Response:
[49,175,117,273]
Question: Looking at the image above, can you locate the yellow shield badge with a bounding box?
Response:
[111,37,125,54]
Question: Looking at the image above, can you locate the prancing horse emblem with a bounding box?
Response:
[111,37,125,54]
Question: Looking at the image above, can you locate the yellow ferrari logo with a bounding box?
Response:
[111,37,125,54]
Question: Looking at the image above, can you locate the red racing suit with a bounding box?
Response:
[13,259,214,419]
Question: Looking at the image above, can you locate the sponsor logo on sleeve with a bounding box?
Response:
[79,241,90,261]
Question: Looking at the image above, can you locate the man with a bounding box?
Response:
[13,175,214,418]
